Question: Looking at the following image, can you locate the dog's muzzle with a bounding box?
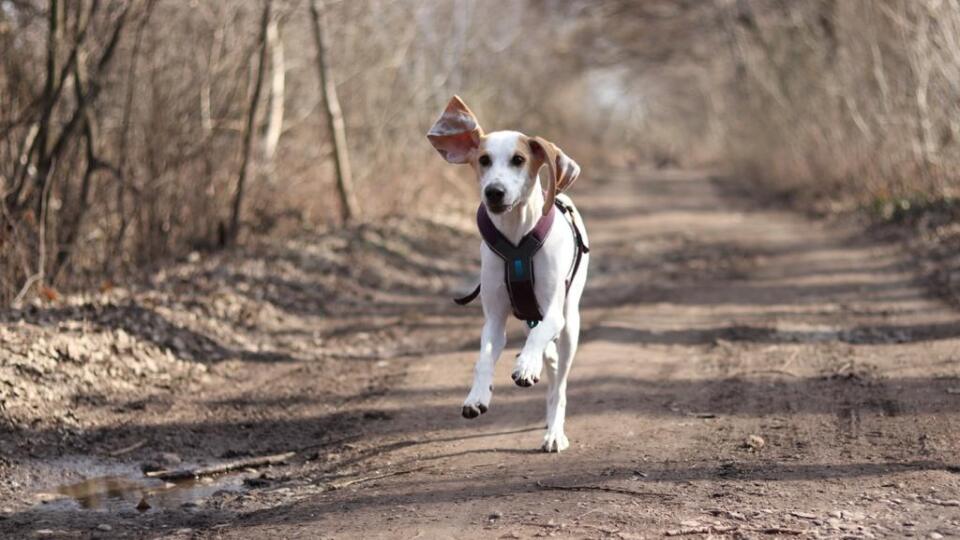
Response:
[484,185,512,213]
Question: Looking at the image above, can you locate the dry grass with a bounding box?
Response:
[0,1,591,303]
[4,0,960,303]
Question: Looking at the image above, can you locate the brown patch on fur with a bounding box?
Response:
[528,137,559,215]
[513,137,531,166]
[528,137,580,215]
[523,135,547,189]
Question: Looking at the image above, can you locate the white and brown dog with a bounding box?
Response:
[427,96,589,452]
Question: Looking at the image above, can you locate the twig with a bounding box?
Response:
[519,521,565,529]
[536,481,673,499]
[12,161,54,307]
[12,274,42,307]
[292,432,365,454]
[707,508,747,521]
[921,496,960,507]
[668,404,717,418]
[107,439,146,457]
[327,465,429,490]
[579,524,620,535]
[145,451,296,481]
[574,507,604,521]
[757,527,805,535]
[665,524,806,537]
[666,525,739,536]
[731,369,800,378]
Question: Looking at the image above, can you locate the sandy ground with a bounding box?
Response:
[3,169,960,539]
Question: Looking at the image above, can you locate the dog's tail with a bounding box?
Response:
[453,282,481,305]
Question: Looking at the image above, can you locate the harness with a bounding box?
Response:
[454,199,589,328]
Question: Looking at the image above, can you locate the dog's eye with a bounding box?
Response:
[510,154,525,167]
[478,155,492,167]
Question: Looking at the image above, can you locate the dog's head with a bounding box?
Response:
[426,96,580,216]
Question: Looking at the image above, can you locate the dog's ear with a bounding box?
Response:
[426,96,484,164]
[528,137,580,216]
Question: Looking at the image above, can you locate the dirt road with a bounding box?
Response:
[5,170,960,538]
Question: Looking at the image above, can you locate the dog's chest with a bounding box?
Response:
[479,208,577,322]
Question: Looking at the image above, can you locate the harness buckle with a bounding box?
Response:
[513,259,525,279]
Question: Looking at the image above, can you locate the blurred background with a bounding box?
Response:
[2,0,959,304]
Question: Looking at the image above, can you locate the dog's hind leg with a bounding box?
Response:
[543,340,559,427]
[543,312,579,452]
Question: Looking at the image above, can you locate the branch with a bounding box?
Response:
[535,481,674,499]
[11,160,55,307]
[326,465,430,491]
[145,451,296,481]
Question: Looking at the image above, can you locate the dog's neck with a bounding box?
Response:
[488,179,546,245]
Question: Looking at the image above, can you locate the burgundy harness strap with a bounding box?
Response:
[453,201,586,326]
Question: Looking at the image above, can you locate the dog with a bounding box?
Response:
[426,96,589,452]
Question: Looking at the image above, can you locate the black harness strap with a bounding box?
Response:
[453,200,587,326]
[478,202,555,322]
[555,198,589,294]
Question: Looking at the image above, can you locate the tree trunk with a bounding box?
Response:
[30,0,62,215]
[228,0,272,245]
[109,0,155,273]
[261,16,284,185]
[51,1,135,282]
[309,0,359,224]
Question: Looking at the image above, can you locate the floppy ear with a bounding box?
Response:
[528,137,581,216]
[426,96,484,164]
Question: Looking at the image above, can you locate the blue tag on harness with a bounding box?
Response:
[513,259,525,279]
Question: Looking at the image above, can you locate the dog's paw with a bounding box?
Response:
[541,430,569,453]
[511,354,542,388]
[461,385,492,419]
[461,403,488,418]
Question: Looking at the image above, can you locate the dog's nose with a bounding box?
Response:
[484,185,506,204]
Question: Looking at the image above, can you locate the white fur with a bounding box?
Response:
[460,130,589,453]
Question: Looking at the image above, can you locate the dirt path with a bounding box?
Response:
[6,170,960,538]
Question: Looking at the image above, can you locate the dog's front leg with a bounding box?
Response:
[462,313,507,418]
[511,304,563,388]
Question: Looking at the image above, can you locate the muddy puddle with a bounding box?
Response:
[34,459,245,513]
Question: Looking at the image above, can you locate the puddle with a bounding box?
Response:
[34,461,245,513]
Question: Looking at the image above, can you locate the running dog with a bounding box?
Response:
[427,96,589,452]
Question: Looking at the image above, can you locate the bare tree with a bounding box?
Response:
[228,0,273,245]
[309,0,358,224]
[7,0,953,304]
[261,15,285,186]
